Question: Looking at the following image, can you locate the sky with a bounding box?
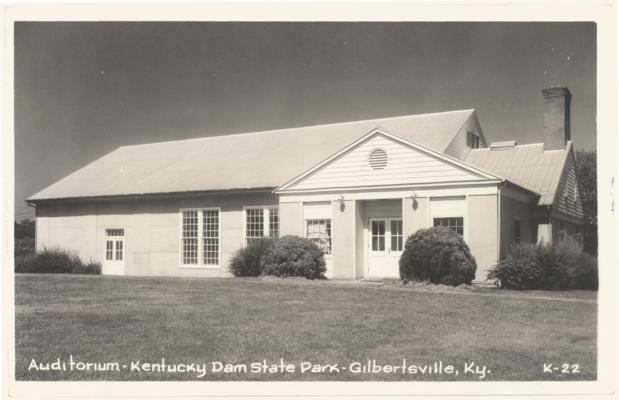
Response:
[14,22,596,220]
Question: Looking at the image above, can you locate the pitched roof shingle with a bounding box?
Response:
[28,110,475,201]
[465,143,569,206]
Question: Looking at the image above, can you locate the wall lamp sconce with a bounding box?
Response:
[338,194,346,212]
[411,191,419,210]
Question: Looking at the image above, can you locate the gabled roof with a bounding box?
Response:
[465,142,571,206]
[277,128,502,192]
[28,109,475,201]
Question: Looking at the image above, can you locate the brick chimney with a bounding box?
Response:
[542,86,571,150]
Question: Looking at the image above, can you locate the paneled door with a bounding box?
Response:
[103,228,125,275]
[368,218,403,278]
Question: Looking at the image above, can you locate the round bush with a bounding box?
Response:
[399,227,476,286]
[261,235,326,279]
[229,237,275,277]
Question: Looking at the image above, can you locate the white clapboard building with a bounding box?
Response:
[27,87,584,280]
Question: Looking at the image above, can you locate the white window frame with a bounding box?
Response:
[243,206,279,245]
[104,228,125,261]
[306,218,333,255]
[432,217,465,236]
[179,207,221,269]
[428,196,468,242]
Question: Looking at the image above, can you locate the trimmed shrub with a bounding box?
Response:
[71,260,102,275]
[15,247,102,275]
[399,227,477,286]
[261,235,326,279]
[487,238,598,290]
[229,237,275,277]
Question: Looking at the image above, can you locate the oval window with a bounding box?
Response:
[368,149,388,170]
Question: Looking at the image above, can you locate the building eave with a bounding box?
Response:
[26,187,277,206]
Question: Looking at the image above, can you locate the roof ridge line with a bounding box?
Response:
[117,109,476,149]
[469,142,545,151]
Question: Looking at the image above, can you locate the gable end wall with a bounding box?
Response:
[288,134,487,191]
[553,150,584,220]
[444,113,485,160]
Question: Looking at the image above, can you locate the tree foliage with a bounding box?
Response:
[574,150,597,255]
[14,219,35,239]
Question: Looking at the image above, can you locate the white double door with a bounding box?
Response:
[368,218,403,278]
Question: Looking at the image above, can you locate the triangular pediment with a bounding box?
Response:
[276,129,501,192]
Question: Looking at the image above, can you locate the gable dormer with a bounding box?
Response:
[444,111,488,160]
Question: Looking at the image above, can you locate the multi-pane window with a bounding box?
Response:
[370,220,386,251]
[115,240,123,260]
[105,228,124,261]
[514,219,521,243]
[105,240,114,261]
[203,210,219,265]
[306,219,332,255]
[269,208,279,238]
[182,211,199,264]
[390,220,403,252]
[245,208,264,244]
[244,207,279,245]
[433,217,464,236]
[181,209,219,266]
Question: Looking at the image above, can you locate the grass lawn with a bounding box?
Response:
[15,274,596,381]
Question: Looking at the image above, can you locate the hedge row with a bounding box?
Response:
[15,248,101,275]
[488,238,597,290]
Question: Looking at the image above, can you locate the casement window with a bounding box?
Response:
[306,219,332,255]
[181,209,220,266]
[514,219,521,243]
[467,132,481,149]
[433,217,464,236]
[244,207,279,245]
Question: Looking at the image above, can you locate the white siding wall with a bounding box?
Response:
[35,193,278,277]
[289,134,485,191]
[362,199,402,218]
